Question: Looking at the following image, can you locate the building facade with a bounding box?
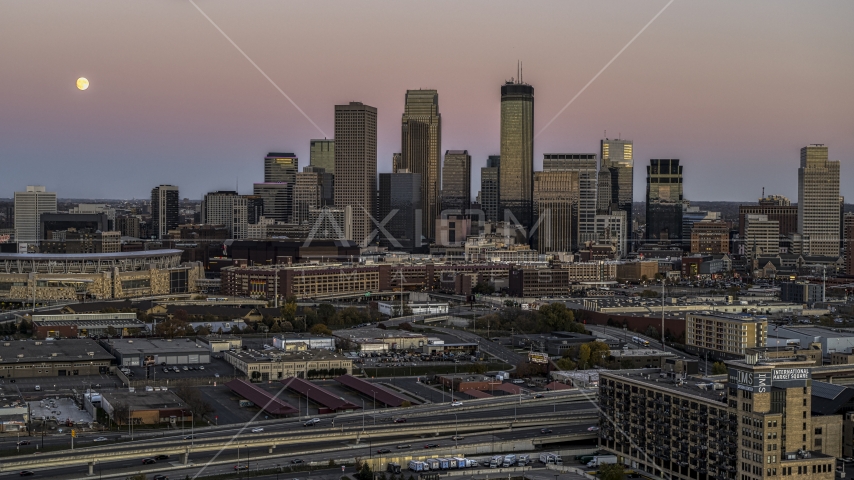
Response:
[599,138,634,223]
[543,154,597,247]
[598,359,837,480]
[14,186,57,244]
[309,139,335,173]
[293,166,333,225]
[400,90,442,240]
[334,102,377,244]
[201,191,248,239]
[691,221,730,254]
[744,214,780,258]
[646,159,684,244]
[378,173,422,251]
[481,155,500,223]
[738,203,798,239]
[252,183,290,223]
[499,78,534,229]
[151,185,179,240]
[533,171,579,253]
[441,150,471,213]
[685,313,767,359]
[798,145,841,256]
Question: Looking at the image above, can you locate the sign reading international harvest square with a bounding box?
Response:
[772,368,809,381]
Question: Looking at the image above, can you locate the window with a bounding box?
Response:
[815,427,822,435]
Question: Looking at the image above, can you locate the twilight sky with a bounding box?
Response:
[1,0,852,202]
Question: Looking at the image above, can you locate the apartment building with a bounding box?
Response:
[598,358,838,480]
[686,313,767,360]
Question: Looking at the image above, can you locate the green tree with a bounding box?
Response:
[555,357,577,370]
[155,317,190,339]
[356,462,373,480]
[711,362,727,375]
[105,326,117,337]
[310,323,333,336]
[599,463,625,480]
[645,325,659,339]
[578,343,591,369]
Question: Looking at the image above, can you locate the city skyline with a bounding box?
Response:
[1,1,852,201]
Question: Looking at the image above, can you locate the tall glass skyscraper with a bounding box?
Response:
[401,90,441,240]
[646,159,684,244]
[499,77,534,229]
[441,150,471,213]
[309,139,335,173]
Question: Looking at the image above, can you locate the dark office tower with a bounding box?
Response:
[253,183,290,222]
[600,138,634,220]
[645,159,684,244]
[499,73,534,229]
[378,173,422,251]
[150,185,179,239]
[334,102,377,244]
[596,168,612,215]
[400,90,441,240]
[481,155,500,223]
[293,166,334,225]
[442,150,472,213]
[533,171,579,253]
[543,154,597,247]
[244,195,265,224]
[309,139,335,173]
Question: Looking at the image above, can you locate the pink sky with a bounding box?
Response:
[0,0,851,201]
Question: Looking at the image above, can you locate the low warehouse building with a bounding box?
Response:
[224,349,352,381]
[31,312,145,339]
[103,338,211,367]
[100,390,190,425]
[0,339,113,379]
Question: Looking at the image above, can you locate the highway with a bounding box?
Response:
[10,392,596,452]
[0,422,597,480]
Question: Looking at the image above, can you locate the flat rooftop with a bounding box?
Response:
[101,390,187,410]
[609,348,675,357]
[107,338,212,355]
[779,326,854,338]
[603,369,728,403]
[337,327,427,341]
[0,339,114,364]
[225,349,349,364]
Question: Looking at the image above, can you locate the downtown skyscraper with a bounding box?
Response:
[441,150,472,213]
[645,159,684,244]
[543,153,597,249]
[400,90,441,240]
[13,185,56,244]
[598,138,634,220]
[334,102,377,244]
[480,155,500,223]
[499,74,534,229]
[798,144,841,256]
[151,184,179,240]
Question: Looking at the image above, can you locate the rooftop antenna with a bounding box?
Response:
[762,186,765,199]
[521,61,523,84]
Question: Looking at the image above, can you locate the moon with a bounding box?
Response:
[76,78,89,91]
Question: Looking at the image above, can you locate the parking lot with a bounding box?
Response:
[124,356,237,382]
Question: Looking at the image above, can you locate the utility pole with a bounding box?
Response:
[661,277,666,349]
